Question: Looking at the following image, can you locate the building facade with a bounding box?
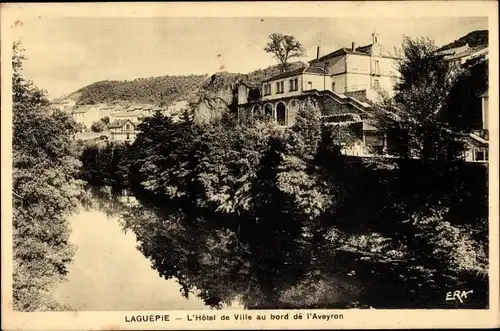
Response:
[236,33,396,156]
[71,106,100,129]
[309,33,400,100]
[108,119,139,142]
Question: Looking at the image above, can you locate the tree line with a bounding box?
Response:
[12,42,84,311]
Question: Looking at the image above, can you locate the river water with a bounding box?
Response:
[53,206,243,310]
[52,185,486,310]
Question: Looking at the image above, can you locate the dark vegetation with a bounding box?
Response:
[12,42,84,311]
[438,30,488,51]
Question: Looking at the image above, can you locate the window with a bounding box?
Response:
[291,101,296,107]
[373,79,380,89]
[125,124,130,130]
[332,82,336,92]
[307,81,312,90]
[374,60,380,75]
[294,78,298,91]
[276,103,286,125]
[289,79,294,92]
[263,84,271,96]
[126,134,130,140]
[275,81,285,94]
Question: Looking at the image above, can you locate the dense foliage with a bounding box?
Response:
[373,36,468,160]
[12,42,84,311]
[438,30,488,51]
[79,102,488,309]
[72,75,206,106]
[264,33,306,71]
[440,57,488,132]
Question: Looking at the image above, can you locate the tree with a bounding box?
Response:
[12,41,84,311]
[90,120,106,133]
[372,36,463,160]
[101,116,110,125]
[440,57,488,132]
[264,33,305,72]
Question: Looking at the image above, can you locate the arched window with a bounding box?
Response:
[276,102,286,125]
[253,105,262,117]
[264,104,273,117]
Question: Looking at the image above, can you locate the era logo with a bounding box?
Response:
[445,290,473,303]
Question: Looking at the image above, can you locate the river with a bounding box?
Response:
[52,185,486,310]
[53,206,243,310]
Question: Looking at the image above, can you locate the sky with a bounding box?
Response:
[12,16,488,99]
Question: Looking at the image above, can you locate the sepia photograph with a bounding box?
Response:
[1,2,499,330]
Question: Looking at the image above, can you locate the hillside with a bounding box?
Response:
[438,30,488,51]
[68,62,307,107]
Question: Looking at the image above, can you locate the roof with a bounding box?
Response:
[263,67,307,82]
[310,48,355,64]
[111,111,143,117]
[263,65,329,83]
[464,133,489,147]
[355,44,374,54]
[436,44,470,56]
[108,119,137,129]
[444,44,488,61]
[75,131,111,141]
[310,45,377,64]
[310,44,398,65]
[239,81,261,89]
[304,66,329,75]
[72,106,96,114]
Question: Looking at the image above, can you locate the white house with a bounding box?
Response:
[308,33,400,100]
[71,106,100,129]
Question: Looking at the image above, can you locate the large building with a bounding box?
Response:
[237,33,397,156]
[309,32,400,99]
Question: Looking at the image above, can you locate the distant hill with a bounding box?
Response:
[438,30,488,51]
[68,62,307,107]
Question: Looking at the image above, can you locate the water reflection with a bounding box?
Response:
[54,187,243,310]
[63,185,487,310]
[75,186,367,309]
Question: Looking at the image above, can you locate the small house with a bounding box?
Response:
[108,119,139,142]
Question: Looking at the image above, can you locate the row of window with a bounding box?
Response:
[264,77,381,96]
[263,78,300,96]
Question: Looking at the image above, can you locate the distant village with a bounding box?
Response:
[52,33,489,163]
[50,99,189,142]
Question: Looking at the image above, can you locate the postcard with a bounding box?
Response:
[1,1,499,330]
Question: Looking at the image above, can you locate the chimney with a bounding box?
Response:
[316,45,320,59]
[351,42,356,52]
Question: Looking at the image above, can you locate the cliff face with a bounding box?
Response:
[192,73,240,124]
